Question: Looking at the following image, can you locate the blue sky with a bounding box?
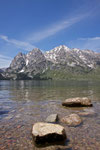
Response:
[0,0,100,67]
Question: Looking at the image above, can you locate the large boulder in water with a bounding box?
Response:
[61,114,82,127]
[62,97,93,107]
[32,122,66,145]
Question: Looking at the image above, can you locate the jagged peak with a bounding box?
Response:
[28,48,42,54]
[53,45,70,51]
[46,45,70,54]
[16,52,23,56]
[82,49,95,53]
[72,48,81,53]
[55,45,68,48]
[32,48,41,52]
[26,48,43,58]
[13,52,25,60]
[72,48,80,51]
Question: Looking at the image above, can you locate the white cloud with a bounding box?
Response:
[0,54,12,68]
[28,13,89,43]
[0,35,35,51]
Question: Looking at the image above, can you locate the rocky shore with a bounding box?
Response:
[32,97,93,149]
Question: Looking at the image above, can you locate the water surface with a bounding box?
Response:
[0,80,100,150]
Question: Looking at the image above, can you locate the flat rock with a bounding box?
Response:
[46,114,59,123]
[32,122,66,145]
[62,97,93,107]
[61,114,82,127]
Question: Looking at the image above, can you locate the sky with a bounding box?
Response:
[0,0,100,68]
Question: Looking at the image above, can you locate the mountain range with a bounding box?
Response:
[0,45,100,80]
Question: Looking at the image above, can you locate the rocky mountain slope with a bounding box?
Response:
[1,45,100,80]
[0,69,3,73]
[44,45,100,69]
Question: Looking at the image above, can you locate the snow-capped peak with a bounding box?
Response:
[72,48,80,53]
[53,45,70,52]
[44,45,71,63]
[45,45,70,53]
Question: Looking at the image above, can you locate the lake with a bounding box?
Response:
[0,80,100,150]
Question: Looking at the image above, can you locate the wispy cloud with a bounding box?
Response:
[28,13,90,43]
[0,35,35,51]
[0,54,12,68]
[79,37,100,41]
[0,13,89,52]
[27,0,100,44]
[80,37,100,52]
[69,37,100,52]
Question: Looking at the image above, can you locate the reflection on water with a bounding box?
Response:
[1,80,100,102]
[0,80,100,150]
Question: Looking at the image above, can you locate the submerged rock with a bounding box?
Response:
[32,122,66,145]
[46,114,59,123]
[62,97,93,107]
[78,109,96,117]
[61,114,82,127]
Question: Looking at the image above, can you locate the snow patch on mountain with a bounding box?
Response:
[4,45,100,80]
[26,59,29,66]
[19,69,24,72]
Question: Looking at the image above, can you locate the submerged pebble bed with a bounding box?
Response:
[0,80,100,150]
